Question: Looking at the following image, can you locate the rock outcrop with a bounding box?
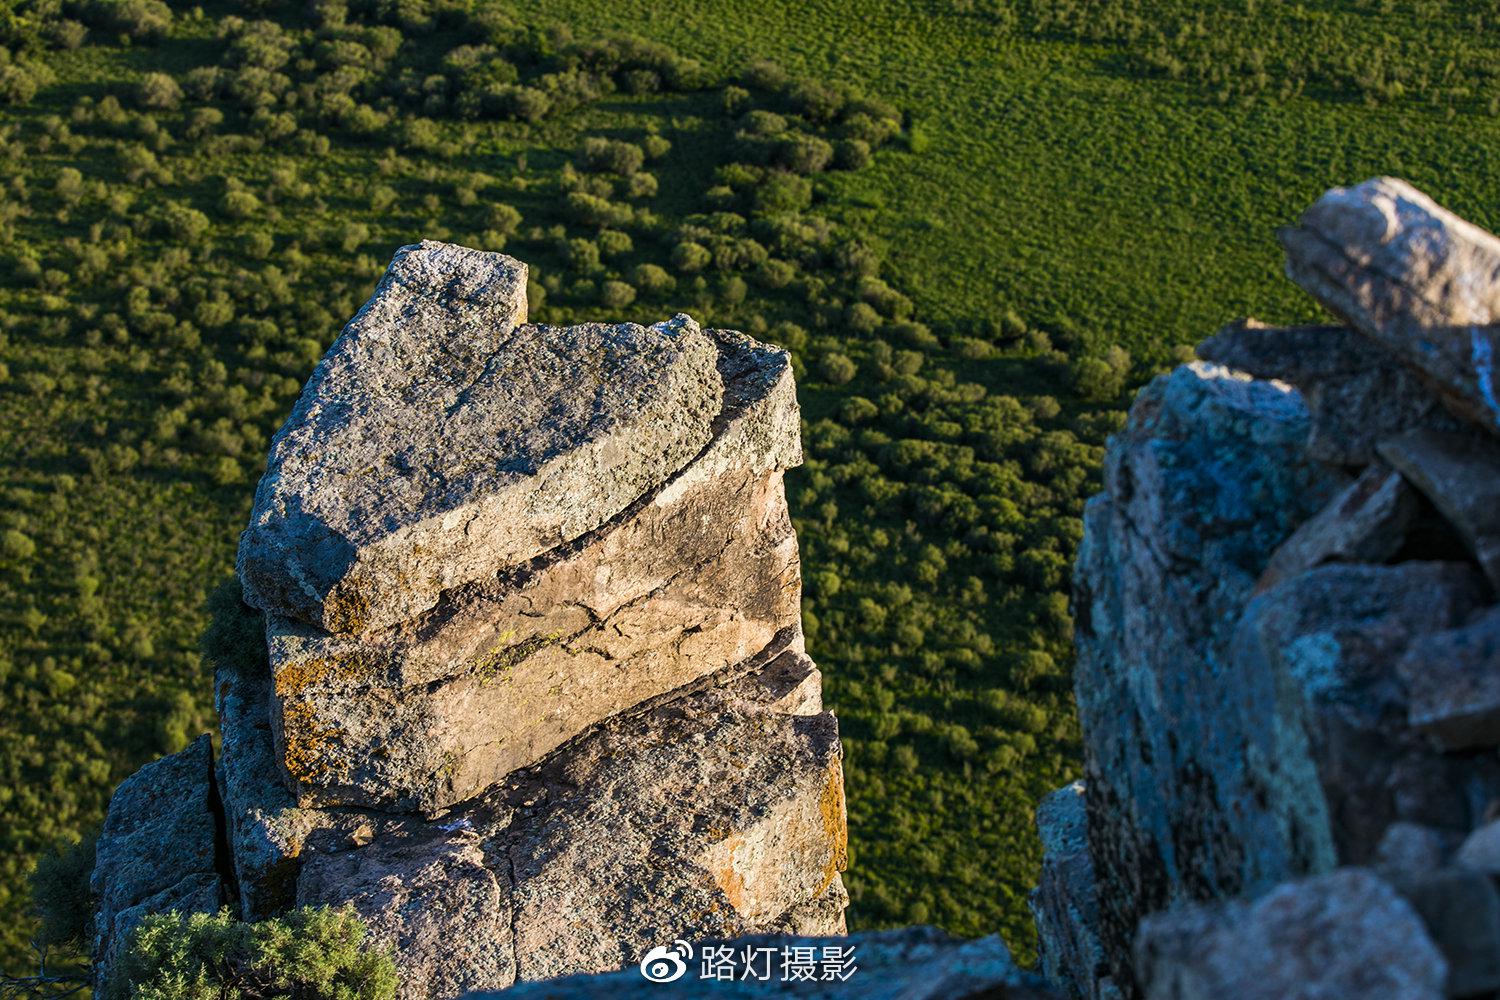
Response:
[1035,177,1500,1000]
[90,241,847,998]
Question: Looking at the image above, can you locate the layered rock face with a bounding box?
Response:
[1034,177,1500,1000]
[89,241,849,997]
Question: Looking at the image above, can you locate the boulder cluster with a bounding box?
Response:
[1034,177,1500,1000]
[89,241,851,997]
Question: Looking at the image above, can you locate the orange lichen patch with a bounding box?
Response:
[272,651,375,699]
[705,834,748,912]
[323,583,373,634]
[817,758,849,896]
[279,698,349,789]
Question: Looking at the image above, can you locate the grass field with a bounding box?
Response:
[4,0,1500,982]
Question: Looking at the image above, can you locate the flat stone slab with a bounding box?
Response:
[90,734,224,978]
[238,239,732,634]
[1134,868,1446,1000]
[1280,177,1500,437]
[1378,427,1500,588]
[263,331,803,812]
[1400,605,1500,750]
[1257,463,1417,593]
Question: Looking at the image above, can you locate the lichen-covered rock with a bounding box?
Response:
[237,239,732,635]
[1134,868,1446,1000]
[215,642,395,919]
[1399,604,1500,750]
[461,926,1058,1000]
[90,734,225,979]
[262,332,803,812]
[1378,428,1500,588]
[1072,362,1344,990]
[1279,177,1500,437]
[1197,320,1463,466]
[1030,782,1117,1000]
[1231,562,1490,865]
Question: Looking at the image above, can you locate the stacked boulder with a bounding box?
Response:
[1033,177,1500,1000]
[91,241,851,997]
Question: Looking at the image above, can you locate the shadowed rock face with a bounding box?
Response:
[1036,179,1500,1000]
[90,735,225,983]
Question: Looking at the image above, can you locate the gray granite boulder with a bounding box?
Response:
[1134,868,1446,1000]
[285,646,847,996]
[237,240,732,635]
[1280,177,1500,437]
[1071,361,1344,989]
[1389,867,1500,997]
[90,734,225,980]
[461,926,1057,999]
[262,331,804,812]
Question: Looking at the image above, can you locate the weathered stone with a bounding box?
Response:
[1375,823,1455,878]
[285,650,845,997]
[1031,782,1114,1000]
[238,239,735,635]
[90,734,225,978]
[1390,867,1500,998]
[1198,319,1464,466]
[502,654,847,984]
[297,829,514,998]
[1280,177,1500,437]
[1072,361,1345,991]
[1399,605,1500,750]
[1256,464,1418,592]
[1379,427,1500,588]
[463,926,1058,1000]
[215,642,395,919]
[1456,819,1500,873]
[1232,562,1488,864]
[263,331,803,813]
[1134,868,1446,1000]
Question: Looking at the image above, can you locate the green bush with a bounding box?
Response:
[27,833,96,950]
[107,906,397,1000]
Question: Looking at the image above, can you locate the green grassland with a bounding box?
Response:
[4,0,1500,980]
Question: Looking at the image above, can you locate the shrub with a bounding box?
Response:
[599,279,636,309]
[576,137,645,176]
[776,133,834,174]
[631,263,674,294]
[819,352,857,385]
[85,0,173,40]
[596,229,633,257]
[753,172,812,215]
[107,906,397,1000]
[670,240,711,273]
[0,64,38,106]
[28,833,96,949]
[138,71,182,109]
